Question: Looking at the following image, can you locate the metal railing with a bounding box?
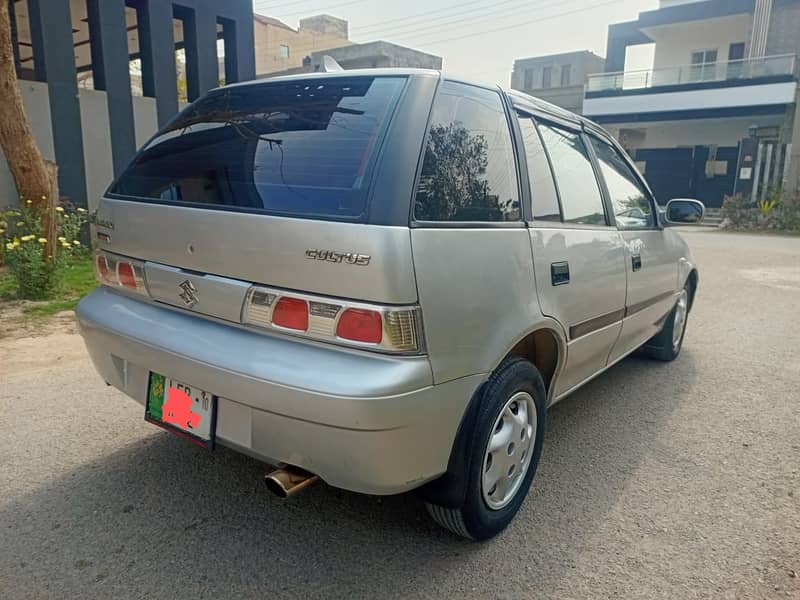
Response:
[586,54,797,93]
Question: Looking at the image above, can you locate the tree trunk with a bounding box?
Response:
[0,1,58,256]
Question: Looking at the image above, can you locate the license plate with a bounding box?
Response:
[145,372,216,447]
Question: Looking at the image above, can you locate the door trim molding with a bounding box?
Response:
[625,290,675,318]
[569,308,625,340]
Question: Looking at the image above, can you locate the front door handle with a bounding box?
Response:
[551,262,570,286]
[632,255,642,272]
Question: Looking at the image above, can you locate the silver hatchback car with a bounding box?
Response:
[78,69,703,541]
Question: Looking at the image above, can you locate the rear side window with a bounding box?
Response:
[110,77,406,220]
[588,136,655,229]
[517,115,560,221]
[414,82,520,222]
[537,123,606,226]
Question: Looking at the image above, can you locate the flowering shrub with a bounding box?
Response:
[1,199,88,300]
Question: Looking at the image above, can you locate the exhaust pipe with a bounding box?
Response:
[265,466,320,498]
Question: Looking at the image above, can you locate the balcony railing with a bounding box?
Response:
[586,54,797,93]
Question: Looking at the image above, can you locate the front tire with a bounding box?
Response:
[426,358,547,541]
[642,284,690,362]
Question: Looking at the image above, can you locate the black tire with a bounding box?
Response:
[641,283,691,362]
[425,358,547,541]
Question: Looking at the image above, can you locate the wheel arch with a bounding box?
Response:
[416,323,566,508]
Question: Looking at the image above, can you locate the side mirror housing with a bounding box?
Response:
[664,199,705,225]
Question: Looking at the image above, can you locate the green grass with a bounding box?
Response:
[0,254,96,316]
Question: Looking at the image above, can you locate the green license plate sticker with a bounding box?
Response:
[146,372,214,443]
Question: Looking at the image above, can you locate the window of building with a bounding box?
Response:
[690,49,718,81]
[414,82,520,222]
[537,123,606,226]
[517,114,560,221]
[524,68,534,90]
[542,66,552,89]
[279,44,290,59]
[560,64,571,87]
[588,136,655,229]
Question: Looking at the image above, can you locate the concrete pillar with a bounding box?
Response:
[177,5,219,101]
[87,0,137,176]
[28,0,88,207]
[786,97,800,197]
[137,0,179,127]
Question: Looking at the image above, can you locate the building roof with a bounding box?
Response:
[253,14,295,32]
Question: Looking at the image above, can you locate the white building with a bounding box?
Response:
[583,0,800,207]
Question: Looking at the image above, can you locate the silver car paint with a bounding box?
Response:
[96,199,419,305]
[528,225,628,396]
[77,70,699,496]
[77,287,483,494]
[608,229,681,364]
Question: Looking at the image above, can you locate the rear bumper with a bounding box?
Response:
[76,288,483,495]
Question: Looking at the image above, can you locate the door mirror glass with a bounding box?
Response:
[665,199,705,225]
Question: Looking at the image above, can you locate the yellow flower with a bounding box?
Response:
[77,208,87,213]
[26,199,32,205]
[58,236,66,242]
[38,237,47,244]
[41,195,47,200]
[21,235,35,242]
[5,242,14,251]
[56,206,64,213]
[61,242,71,249]
[73,240,81,246]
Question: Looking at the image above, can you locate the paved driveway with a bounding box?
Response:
[1,230,798,599]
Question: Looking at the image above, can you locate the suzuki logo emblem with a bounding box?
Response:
[178,279,199,308]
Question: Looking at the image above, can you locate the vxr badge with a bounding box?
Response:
[178,279,199,308]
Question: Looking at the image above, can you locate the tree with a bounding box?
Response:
[0,2,58,258]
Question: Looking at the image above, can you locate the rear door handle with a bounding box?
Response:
[632,255,642,272]
[551,262,570,286]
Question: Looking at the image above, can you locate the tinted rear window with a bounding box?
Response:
[110,76,406,220]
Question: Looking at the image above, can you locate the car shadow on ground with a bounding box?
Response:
[2,352,698,598]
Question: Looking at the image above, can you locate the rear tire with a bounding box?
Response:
[642,284,691,362]
[425,358,546,541]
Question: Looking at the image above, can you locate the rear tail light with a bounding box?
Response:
[95,251,148,296]
[337,309,382,344]
[272,297,309,331]
[243,286,424,354]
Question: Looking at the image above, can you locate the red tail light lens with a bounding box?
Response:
[117,262,138,289]
[337,308,383,344]
[272,297,309,331]
[96,255,110,280]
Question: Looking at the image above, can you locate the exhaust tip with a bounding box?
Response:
[264,475,290,499]
[264,466,320,498]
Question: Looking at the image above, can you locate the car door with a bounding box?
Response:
[517,113,627,398]
[586,134,680,364]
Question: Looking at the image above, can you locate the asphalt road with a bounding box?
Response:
[1,229,799,599]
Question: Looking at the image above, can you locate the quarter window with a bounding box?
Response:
[517,115,560,221]
[589,136,655,229]
[537,123,606,226]
[414,82,520,222]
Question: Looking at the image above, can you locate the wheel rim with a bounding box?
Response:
[672,289,689,351]
[481,391,537,510]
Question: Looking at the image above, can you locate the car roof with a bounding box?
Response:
[224,68,603,136]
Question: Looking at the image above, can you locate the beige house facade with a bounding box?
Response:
[255,14,351,76]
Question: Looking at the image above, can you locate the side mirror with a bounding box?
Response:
[664,199,705,225]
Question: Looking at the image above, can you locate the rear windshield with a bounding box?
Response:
[110,76,406,220]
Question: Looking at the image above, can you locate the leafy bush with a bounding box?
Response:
[0,200,89,300]
[721,190,800,232]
